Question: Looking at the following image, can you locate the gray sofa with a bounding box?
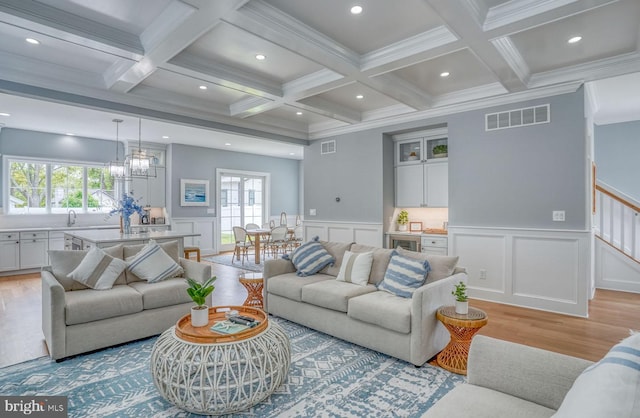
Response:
[424,335,593,418]
[264,241,466,366]
[41,241,211,360]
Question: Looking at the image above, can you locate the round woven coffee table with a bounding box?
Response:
[436,306,488,375]
[150,306,290,415]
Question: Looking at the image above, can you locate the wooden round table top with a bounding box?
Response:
[437,306,488,328]
[175,305,268,344]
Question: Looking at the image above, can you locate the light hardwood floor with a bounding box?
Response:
[1,263,638,368]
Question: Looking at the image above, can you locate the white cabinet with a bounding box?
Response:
[19,231,48,269]
[394,129,449,208]
[130,167,166,208]
[396,161,448,208]
[0,233,20,271]
[421,235,448,256]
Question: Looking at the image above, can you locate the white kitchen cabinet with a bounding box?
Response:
[19,231,49,269]
[421,235,448,256]
[0,233,20,271]
[130,167,166,208]
[395,161,448,208]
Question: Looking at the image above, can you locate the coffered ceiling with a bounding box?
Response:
[0,0,638,156]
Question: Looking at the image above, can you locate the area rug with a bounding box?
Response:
[0,318,464,417]
[203,254,264,272]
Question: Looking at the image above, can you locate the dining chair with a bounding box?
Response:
[232,226,254,265]
[245,223,260,230]
[288,225,303,250]
[266,225,288,259]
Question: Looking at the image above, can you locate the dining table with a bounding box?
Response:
[245,227,294,264]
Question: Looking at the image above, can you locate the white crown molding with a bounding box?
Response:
[484,0,577,31]
[433,83,509,107]
[360,26,458,72]
[362,104,416,122]
[584,81,600,119]
[491,37,531,84]
[308,80,582,139]
[528,52,640,88]
[460,0,489,27]
[139,0,197,51]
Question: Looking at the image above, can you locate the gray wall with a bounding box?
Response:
[0,128,123,206]
[169,143,300,218]
[448,90,587,230]
[594,120,640,201]
[304,89,588,231]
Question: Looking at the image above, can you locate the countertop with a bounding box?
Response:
[64,229,199,244]
[386,229,448,236]
[0,224,168,234]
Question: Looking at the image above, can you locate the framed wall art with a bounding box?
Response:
[180,179,209,206]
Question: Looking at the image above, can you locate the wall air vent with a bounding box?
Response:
[485,104,550,131]
[321,140,336,155]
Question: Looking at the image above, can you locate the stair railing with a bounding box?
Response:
[594,182,640,263]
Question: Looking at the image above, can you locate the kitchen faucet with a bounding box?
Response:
[67,209,77,227]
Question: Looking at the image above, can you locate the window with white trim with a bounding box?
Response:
[7,157,116,214]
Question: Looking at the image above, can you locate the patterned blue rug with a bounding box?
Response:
[0,318,464,417]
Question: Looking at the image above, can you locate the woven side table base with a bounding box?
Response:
[239,276,264,308]
[150,323,290,415]
[436,306,488,375]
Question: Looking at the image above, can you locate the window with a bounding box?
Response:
[7,157,116,214]
[220,190,228,208]
[248,189,255,206]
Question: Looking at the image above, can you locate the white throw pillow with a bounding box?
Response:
[336,251,374,286]
[126,239,184,283]
[552,331,640,418]
[67,246,127,290]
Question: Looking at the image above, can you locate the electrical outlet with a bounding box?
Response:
[552,210,565,221]
[479,269,487,280]
[309,209,316,216]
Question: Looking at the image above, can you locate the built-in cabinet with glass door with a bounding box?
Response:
[394,128,448,208]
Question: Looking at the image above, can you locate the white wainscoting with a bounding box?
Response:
[172,217,216,255]
[449,227,591,317]
[302,221,384,247]
[595,238,640,294]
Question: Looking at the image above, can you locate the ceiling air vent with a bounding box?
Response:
[485,104,550,131]
[321,140,336,155]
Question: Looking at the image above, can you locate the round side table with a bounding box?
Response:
[150,306,290,415]
[436,306,488,375]
[239,272,264,308]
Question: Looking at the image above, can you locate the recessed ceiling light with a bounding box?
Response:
[25,38,40,45]
[296,111,303,116]
[289,152,295,155]
[65,133,75,136]
[356,94,364,99]
[225,143,231,146]
[255,54,266,60]
[0,112,10,117]
[162,135,169,139]
[199,85,207,90]
[440,71,450,77]
[568,36,582,44]
[350,5,363,14]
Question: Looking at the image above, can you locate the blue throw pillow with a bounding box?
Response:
[378,250,431,298]
[283,236,335,277]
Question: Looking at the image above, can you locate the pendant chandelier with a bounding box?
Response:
[107,119,126,177]
[126,118,156,178]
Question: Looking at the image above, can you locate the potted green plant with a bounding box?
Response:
[186,276,217,327]
[432,144,448,158]
[452,281,469,314]
[397,210,409,231]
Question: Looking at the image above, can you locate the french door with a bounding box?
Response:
[217,169,269,251]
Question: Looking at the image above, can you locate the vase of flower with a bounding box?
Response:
[111,192,144,234]
[123,215,131,234]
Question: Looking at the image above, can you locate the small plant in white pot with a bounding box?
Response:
[452,281,469,315]
[186,276,217,327]
[397,210,409,231]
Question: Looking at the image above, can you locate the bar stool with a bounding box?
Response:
[184,246,201,262]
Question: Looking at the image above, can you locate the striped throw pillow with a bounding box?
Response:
[284,236,335,277]
[336,251,373,286]
[378,250,431,298]
[127,239,184,283]
[67,246,127,290]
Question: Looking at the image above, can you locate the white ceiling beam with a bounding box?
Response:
[297,96,362,124]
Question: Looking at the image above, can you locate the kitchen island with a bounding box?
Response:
[64,229,200,255]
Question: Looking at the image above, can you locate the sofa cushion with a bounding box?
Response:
[128,278,191,310]
[285,236,335,277]
[67,246,127,290]
[319,241,353,277]
[397,247,459,283]
[553,332,640,418]
[48,245,126,291]
[347,291,412,334]
[350,244,394,285]
[378,250,430,298]
[301,280,377,312]
[335,251,374,286]
[124,240,181,283]
[64,285,143,325]
[267,272,332,302]
[126,240,184,283]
